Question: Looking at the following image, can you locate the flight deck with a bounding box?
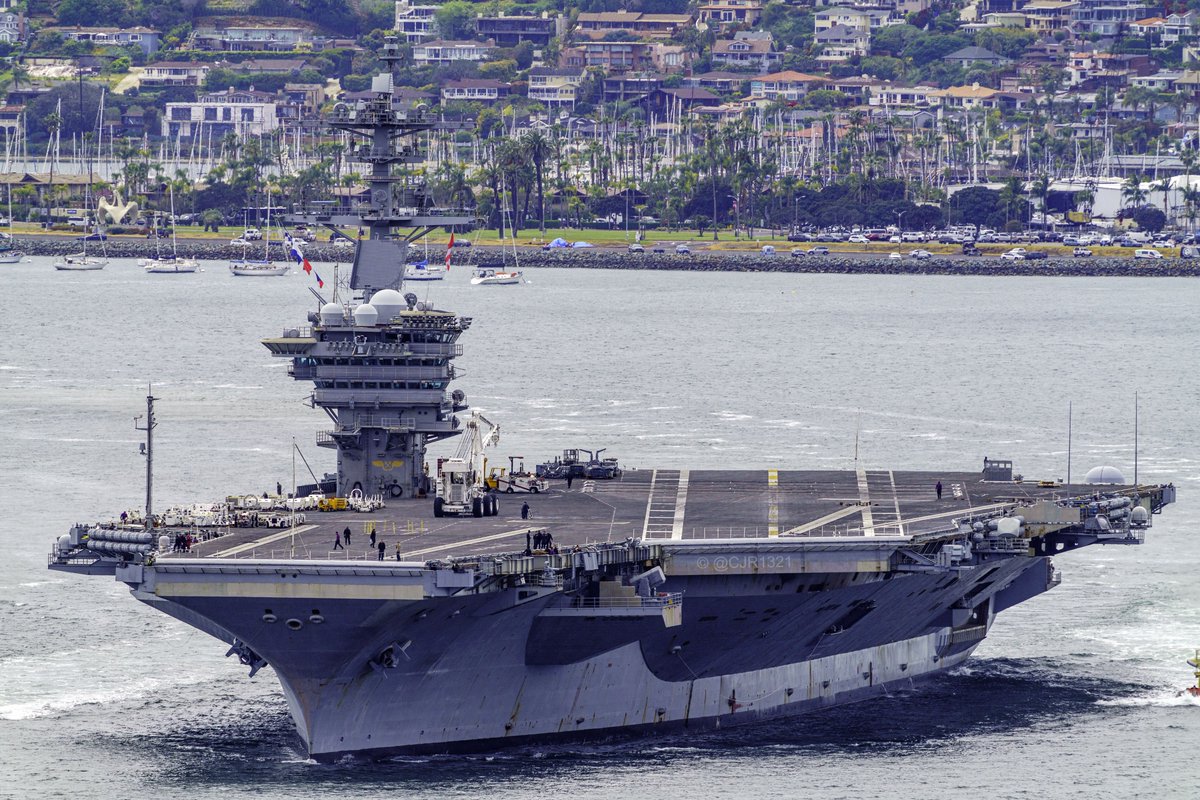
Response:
[167,468,1127,563]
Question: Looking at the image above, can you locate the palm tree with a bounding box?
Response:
[1121,173,1147,211]
[1182,186,1200,233]
[521,131,549,234]
[44,110,62,225]
[998,176,1026,228]
[1151,177,1173,221]
[1030,174,1051,226]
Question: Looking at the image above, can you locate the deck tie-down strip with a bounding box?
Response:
[670,470,690,540]
[856,467,875,536]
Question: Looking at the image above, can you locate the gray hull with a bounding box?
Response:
[127,552,1048,757]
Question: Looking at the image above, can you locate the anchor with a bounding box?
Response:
[225,639,268,678]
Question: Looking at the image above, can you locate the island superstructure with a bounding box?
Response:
[48,40,1179,759]
[281,36,473,500]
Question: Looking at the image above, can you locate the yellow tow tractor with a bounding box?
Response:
[487,456,549,494]
[317,497,348,512]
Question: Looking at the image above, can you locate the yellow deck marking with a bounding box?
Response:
[768,469,779,536]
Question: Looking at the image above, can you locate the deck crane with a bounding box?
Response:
[433,411,501,518]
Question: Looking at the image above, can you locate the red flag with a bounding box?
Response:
[302,256,313,274]
[445,233,454,270]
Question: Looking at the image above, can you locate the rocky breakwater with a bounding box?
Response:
[17,237,352,263]
[486,247,1200,277]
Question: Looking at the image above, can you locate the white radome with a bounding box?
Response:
[353,303,379,326]
[320,303,344,325]
[1084,465,1126,484]
[369,289,406,322]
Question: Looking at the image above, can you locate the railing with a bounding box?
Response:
[948,624,987,646]
[299,366,454,382]
[565,592,683,609]
[683,526,870,539]
[317,416,417,446]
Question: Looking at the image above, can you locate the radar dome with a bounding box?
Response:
[370,289,406,322]
[353,303,378,326]
[320,303,344,325]
[1084,465,1126,484]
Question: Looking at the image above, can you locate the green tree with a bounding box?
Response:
[522,131,549,234]
[28,83,106,139]
[1121,174,1147,210]
[1131,205,1166,232]
[435,1,476,40]
[946,186,1001,232]
[57,0,128,26]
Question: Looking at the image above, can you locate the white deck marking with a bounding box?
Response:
[780,504,864,536]
[642,470,684,538]
[671,470,690,540]
[208,524,318,558]
[405,527,539,558]
[767,469,779,537]
[856,467,875,536]
[889,470,902,525]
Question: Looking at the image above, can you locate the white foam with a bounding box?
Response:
[0,683,137,721]
[1097,690,1200,708]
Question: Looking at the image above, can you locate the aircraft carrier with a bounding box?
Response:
[48,41,1178,759]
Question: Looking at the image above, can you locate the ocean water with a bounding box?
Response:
[1,257,1198,799]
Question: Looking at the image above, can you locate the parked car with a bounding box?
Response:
[808,246,829,255]
[1134,248,1163,259]
[674,243,691,254]
[1062,235,1081,246]
[787,232,811,242]
[452,238,472,247]
[1073,247,1093,257]
[333,238,355,249]
[1181,245,1199,259]
[888,235,902,243]
[628,243,644,253]
[888,251,902,260]
[901,232,924,242]
[1152,239,1174,248]
[243,227,263,241]
[1000,248,1026,260]
[847,234,869,244]
[909,249,932,260]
